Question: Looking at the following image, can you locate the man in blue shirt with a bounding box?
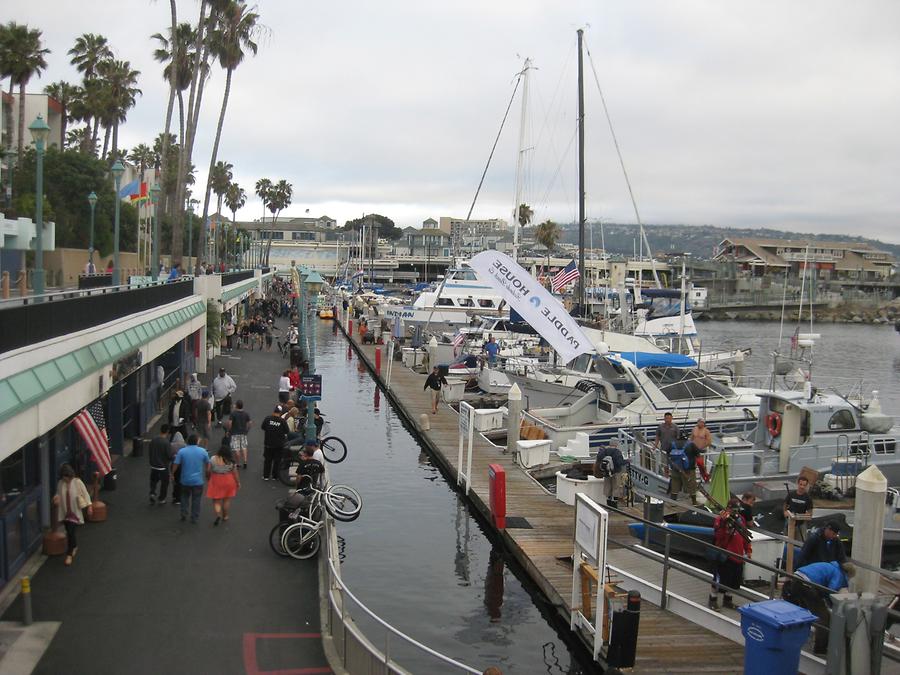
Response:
[784,560,855,654]
[483,336,500,367]
[171,434,210,524]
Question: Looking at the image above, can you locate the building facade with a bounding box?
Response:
[713,237,895,281]
[438,216,508,253]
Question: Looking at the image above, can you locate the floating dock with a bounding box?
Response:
[335,314,758,674]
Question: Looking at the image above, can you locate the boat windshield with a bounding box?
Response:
[448,269,479,282]
[644,294,690,319]
[644,367,735,401]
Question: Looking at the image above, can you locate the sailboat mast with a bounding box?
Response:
[577,28,586,314]
[511,58,531,262]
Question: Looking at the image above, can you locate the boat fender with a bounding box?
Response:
[766,411,782,437]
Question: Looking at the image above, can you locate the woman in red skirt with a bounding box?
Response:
[207,438,240,525]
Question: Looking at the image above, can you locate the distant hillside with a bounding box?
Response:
[553,223,900,260]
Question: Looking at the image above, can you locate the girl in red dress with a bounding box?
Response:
[207,439,240,525]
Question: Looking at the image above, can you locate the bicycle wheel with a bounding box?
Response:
[324,484,362,522]
[320,436,347,464]
[282,522,321,560]
[277,458,297,486]
[269,523,290,557]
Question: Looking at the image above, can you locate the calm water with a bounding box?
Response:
[699,320,900,413]
[316,323,590,675]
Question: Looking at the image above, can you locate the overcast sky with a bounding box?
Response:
[8,1,900,243]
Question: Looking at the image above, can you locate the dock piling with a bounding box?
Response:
[851,464,887,594]
[506,384,522,456]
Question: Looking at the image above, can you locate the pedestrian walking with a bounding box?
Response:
[169,430,186,506]
[52,464,92,567]
[261,405,290,481]
[195,391,212,440]
[149,424,171,504]
[186,373,202,425]
[225,399,252,469]
[207,439,241,526]
[690,418,712,481]
[211,367,237,425]
[278,370,292,404]
[423,366,448,415]
[224,319,235,351]
[593,441,627,508]
[171,434,211,524]
[167,390,187,440]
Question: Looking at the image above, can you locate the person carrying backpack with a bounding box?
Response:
[667,432,700,504]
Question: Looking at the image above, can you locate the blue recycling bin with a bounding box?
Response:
[739,599,817,675]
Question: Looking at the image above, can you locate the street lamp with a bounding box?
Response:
[87,191,98,271]
[28,115,51,298]
[298,267,309,361]
[4,148,17,211]
[150,182,161,280]
[110,159,125,286]
[303,269,325,443]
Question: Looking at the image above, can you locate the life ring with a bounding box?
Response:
[766,412,782,437]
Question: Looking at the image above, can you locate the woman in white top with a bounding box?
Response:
[278,370,291,403]
[52,464,93,567]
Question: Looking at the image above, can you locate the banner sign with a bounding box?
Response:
[469,251,594,364]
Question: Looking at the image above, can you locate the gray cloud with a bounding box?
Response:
[9,1,900,243]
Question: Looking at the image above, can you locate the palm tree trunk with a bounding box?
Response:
[16,82,26,158]
[91,117,100,152]
[265,213,278,265]
[175,0,208,245]
[111,121,119,159]
[59,106,67,150]
[101,125,111,161]
[200,67,232,265]
[160,0,180,260]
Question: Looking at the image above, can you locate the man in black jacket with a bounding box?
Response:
[261,405,290,481]
[423,366,448,415]
[797,522,847,567]
[149,424,171,504]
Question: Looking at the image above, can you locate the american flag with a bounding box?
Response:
[452,330,465,355]
[73,401,112,476]
[551,260,580,293]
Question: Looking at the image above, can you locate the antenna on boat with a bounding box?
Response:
[511,57,533,263]
[576,29,586,315]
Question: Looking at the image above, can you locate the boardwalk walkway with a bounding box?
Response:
[340,316,747,674]
[0,338,330,674]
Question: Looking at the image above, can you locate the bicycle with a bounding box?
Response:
[270,477,363,559]
[277,426,347,486]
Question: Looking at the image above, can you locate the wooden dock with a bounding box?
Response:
[334,315,752,674]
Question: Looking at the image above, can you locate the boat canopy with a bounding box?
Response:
[618,352,698,368]
[640,288,683,299]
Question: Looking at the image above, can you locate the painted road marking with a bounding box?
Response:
[242,632,330,675]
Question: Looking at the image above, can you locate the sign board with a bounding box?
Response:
[571,493,609,662]
[300,374,322,399]
[457,401,476,494]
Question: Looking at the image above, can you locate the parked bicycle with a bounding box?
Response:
[278,427,347,486]
[270,477,362,559]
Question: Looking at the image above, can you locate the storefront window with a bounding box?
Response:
[0,449,26,502]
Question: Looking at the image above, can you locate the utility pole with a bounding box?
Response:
[576,28,586,315]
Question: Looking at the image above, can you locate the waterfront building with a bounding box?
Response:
[395,227,450,258]
[714,237,895,282]
[438,216,508,254]
[0,93,64,153]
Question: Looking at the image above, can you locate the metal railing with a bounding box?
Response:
[321,516,480,674]
[605,500,900,665]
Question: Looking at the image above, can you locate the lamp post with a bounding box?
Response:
[188,197,199,273]
[303,270,324,443]
[87,191,98,271]
[110,160,125,286]
[150,182,161,280]
[299,267,308,361]
[4,148,17,211]
[28,115,50,298]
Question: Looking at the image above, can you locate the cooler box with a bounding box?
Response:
[738,599,816,675]
[516,439,551,468]
[441,378,467,403]
[401,348,425,369]
[473,408,504,431]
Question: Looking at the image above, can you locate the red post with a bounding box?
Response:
[375,347,382,375]
[488,464,506,529]
[348,319,354,336]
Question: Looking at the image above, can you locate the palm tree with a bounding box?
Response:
[200,1,260,253]
[95,59,141,160]
[1,23,50,158]
[535,219,561,271]
[210,160,233,216]
[517,203,533,228]
[65,126,96,154]
[224,182,246,267]
[264,179,292,264]
[43,80,79,145]
[254,177,271,221]
[128,144,154,175]
[67,33,112,151]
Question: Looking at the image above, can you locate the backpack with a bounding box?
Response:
[669,443,691,471]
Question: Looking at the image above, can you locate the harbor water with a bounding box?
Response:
[317,322,592,674]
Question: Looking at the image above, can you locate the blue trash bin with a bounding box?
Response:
[739,599,817,675]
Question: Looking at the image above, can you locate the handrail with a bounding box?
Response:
[322,515,480,673]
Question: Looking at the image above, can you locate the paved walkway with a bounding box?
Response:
[0,334,330,674]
